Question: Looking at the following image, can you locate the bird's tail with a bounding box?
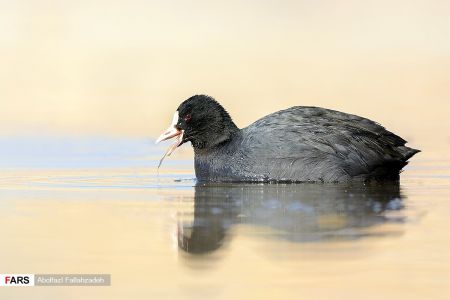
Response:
[397,146,421,161]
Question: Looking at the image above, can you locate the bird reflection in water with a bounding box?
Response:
[177,183,404,255]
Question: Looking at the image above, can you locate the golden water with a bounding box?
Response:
[0,137,448,299]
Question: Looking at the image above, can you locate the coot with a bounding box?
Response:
[156,95,419,182]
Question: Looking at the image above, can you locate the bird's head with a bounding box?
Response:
[156,95,239,155]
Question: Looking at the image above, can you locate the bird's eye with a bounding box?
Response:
[184,114,192,122]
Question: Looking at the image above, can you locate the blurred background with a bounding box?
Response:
[0,0,449,152]
[1,2,450,300]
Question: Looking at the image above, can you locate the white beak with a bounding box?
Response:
[156,112,185,169]
[156,112,182,144]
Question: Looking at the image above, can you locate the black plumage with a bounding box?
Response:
[164,95,419,182]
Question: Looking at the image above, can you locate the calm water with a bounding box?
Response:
[0,136,449,299]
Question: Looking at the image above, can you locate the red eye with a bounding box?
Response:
[184,114,192,122]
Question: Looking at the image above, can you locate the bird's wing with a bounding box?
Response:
[240,106,418,181]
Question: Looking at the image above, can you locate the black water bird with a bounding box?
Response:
[156,95,419,182]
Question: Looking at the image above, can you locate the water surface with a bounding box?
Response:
[0,136,449,300]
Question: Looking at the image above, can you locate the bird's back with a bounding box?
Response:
[236,106,419,182]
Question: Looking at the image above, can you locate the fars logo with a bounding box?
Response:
[0,274,34,286]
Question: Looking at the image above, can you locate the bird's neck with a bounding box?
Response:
[192,123,240,152]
